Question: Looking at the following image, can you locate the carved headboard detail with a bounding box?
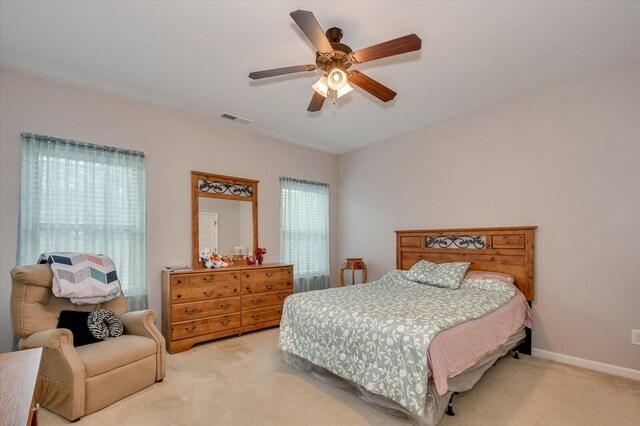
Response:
[395,226,536,301]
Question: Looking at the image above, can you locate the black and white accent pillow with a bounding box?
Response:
[87,309,124,340]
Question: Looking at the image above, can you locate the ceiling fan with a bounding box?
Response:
[248,10,422,112]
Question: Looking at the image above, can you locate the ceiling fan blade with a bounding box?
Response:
[352,34,422,64]
[307,91,326,112]
[349,71,397,102]
[249,64,316,80]
[290,10,334,53]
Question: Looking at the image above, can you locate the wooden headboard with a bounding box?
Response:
[395,226,536,300]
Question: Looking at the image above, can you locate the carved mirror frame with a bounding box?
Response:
[191,171,259,268]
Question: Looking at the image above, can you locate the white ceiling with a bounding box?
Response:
[1,1,639,154]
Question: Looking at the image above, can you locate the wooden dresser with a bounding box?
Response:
[162,263,293,353]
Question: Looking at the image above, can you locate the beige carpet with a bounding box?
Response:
[40,328,640,425]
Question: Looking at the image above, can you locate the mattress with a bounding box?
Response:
[428,289,531,394]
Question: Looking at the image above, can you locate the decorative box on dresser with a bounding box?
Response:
[162,263,293,353]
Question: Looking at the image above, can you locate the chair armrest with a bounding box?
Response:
[121,309,158,338]
[19,328,74,350]
[19,328,87,420]
[121,309,166,381]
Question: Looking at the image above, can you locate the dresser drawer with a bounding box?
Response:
[172,281,240,303]
[209,313,242,333]
[186,271,240,286]
[242,306,283,326]
[171,296,241,322]
[209,296,241,316]
[171,300,209,322]
[242,290,292,310]
[171,287,188,303]
[171,318,210,340]
[171,313,241,340]
[191,282,240,301]
[242,268,293,294]
[170,275,188,286]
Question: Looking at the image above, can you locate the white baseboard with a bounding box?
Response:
[531,348,640,381]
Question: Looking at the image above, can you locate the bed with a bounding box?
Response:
[279,226,536,425]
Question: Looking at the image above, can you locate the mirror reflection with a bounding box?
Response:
[198,197,253,256]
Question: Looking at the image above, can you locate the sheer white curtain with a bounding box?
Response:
[280,177,330,292]
[18,133,148,310]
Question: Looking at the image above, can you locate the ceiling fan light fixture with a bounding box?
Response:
[336,82,353,99]
[327,67,348,91]
[312,76,329,97]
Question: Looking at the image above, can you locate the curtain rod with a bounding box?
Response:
[21,133,145,158]
[280,176,329,187]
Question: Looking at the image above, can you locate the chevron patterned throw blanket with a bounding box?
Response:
[38,252,121,305]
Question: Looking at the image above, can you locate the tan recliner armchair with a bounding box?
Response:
[10,264,166,421]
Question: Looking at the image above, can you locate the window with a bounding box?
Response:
[280,177,330,292]
[17,133,148,309]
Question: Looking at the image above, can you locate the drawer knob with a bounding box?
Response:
[251,298,261,305]
[203,290,216,297]
[184,325,197,333]
[219,303,231,309]
[177,294,182,299]
[252,314,261,320]
[203,277,214,283]
[265,272,274,278]
[265,284,274,290]
[184,307,199,314]
[233,275,238,280]
[220,319,231,326]
[176,279,183,284]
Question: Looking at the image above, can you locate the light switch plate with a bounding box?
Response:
[632,329,640,346]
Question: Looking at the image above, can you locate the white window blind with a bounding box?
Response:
[17,133,148,310]
[280,177,330,292]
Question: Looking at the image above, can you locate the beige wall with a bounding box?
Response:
[0,68,339,353]
[2,63,639,372]
[338,61,640,370]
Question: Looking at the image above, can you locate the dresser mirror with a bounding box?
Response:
[191,171,258,267]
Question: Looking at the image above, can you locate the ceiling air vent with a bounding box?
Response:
[220,113,253,124]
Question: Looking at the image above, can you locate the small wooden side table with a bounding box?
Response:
[0,347,42,426]
[340,258,368,286]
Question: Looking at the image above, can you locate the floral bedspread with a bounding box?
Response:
[278,270,516,416]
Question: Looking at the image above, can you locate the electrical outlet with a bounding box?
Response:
[632,329,640,346]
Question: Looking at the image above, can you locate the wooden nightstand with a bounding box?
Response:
[340,258,368,286]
